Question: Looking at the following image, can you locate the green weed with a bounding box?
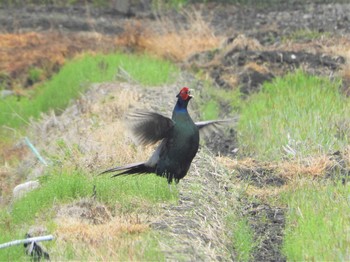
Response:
[281,179,350,261]
[202,100,219,120]
[238,71,350,160]
[27,67,44,85]
[226,213,255,262]
[152,0,188,10]
[284,29,331,42]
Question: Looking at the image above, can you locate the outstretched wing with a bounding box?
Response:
[195,117,239,137]
[127,111,175,146]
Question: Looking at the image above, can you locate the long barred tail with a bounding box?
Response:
[99,162,155,177]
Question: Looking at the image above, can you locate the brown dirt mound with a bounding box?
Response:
[0,32,117,90]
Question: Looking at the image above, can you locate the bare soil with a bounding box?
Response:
[1,1,350,261]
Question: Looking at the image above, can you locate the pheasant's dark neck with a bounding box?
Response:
[173,98,189,114]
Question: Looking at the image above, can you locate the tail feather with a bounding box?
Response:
[99,162,155,177]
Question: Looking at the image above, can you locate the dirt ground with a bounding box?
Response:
[1,1,350,261]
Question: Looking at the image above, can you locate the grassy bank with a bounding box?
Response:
[0,51,180,260]
[0,170,177,260]
[230,71,350,260]
[238,71,349,160]
[0,52,178,130]
[281,179,350,260]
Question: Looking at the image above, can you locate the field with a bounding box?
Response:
[1,1,350,261]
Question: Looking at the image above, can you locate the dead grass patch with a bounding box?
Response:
[245,184,291,200]
[55,215,149,260]
[223,34,263,52]
[277,155,334,179]
[56,216,148,243]
[50,198,154,260]
[52,198,154,260]
[343,146,350,166]
[116,11,222,62]
[218,154,337,182]
[218,155,342,200]
[220,73,239,88]
[27,83,155,173]
[244,61,270,75]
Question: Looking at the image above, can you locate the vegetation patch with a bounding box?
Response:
[226,213,255,262]
[281,179,350,261]
[197,81,241,120]
[238,71,350,160]
[0,52,178,130]
[283,29,332,42]
[117,11,222,62]
[0,170,177,260]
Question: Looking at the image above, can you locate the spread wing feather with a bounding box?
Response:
[127,111,175,146]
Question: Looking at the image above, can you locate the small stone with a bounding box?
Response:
[0,90,14,98]
[13,180,40,200]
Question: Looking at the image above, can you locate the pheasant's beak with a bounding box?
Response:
[188,89,193,99]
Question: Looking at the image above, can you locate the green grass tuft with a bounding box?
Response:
[238,71,350,160]
[202,100,219,120]
[226,213,255,262]
[281,179,350,261]
[283,29,331,42]
[9,170,177,225]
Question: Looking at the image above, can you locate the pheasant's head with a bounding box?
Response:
[176,87,192,101]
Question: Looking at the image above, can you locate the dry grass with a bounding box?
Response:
[27,82,156,173]
[54,210,150,260]
[116,10,222,62]
[245,185,291,200]
[277,155,334,179]
[223,34,263,52]
[57,217,148,241]
[217,154,341,200]
[343,145,350,166]
[218,154,336,181]
[244,61,270,75]
[220,71,240,88]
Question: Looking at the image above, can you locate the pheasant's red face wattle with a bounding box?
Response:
[178,87,191,100]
